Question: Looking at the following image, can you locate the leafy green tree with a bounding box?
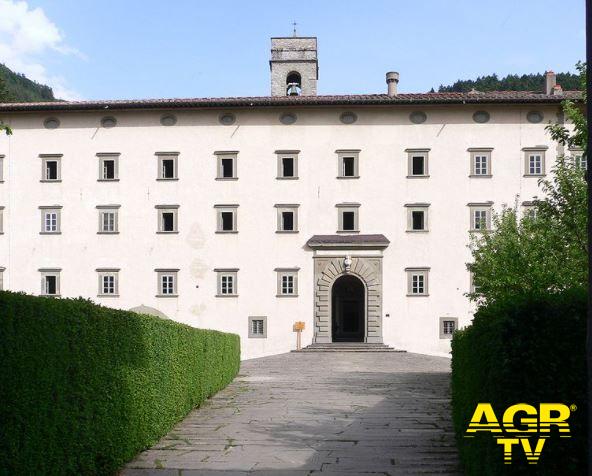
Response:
[467,64,587,305]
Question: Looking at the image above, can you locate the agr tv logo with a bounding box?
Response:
[464,403,574,464]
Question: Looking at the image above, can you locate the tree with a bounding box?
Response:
[467,63,587,305]
[0,73,13,136]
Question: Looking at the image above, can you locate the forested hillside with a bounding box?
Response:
[437,71,580,93]
[0,63,56,102]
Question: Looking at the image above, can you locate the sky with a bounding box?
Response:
[0,0,586,101]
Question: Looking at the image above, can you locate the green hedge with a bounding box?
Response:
[0,291,240,475]
[451,289,587,475]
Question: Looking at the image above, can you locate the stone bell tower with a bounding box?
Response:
[270,35,318,97]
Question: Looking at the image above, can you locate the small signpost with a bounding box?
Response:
[293,321,305,350]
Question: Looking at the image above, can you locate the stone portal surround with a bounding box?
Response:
[314,255,383,343]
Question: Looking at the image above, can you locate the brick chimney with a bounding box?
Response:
[545,71,556,95]
[386,72,399,97]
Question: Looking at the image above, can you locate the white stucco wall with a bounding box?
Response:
[0,104,562,359]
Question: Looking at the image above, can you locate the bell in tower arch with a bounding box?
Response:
[286,72,302,96]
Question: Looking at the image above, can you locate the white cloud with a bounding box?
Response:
[0,0,84,100]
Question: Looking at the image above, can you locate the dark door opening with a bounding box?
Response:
[332,274,365,342]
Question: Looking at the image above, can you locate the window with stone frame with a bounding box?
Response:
[336,149,360,178]
[157,152,178,180]
[523,147,547,176]
[156,269,178,296]
[41,154,62,181]
[39,268,61,296]
[156,205,179,233]
[405,203,429,231]
[406,148,430,177]
[215,205,238,232]
[406,267,429,296]
[97,269,119,296]
[440,317,458,339]
[276,150,299,179]
[215,269,238,297]
[97,153,120,181]
[275,268,299,296]
[468,203,493,231]
[40,206,62,234]
[469,148,493,177]
[336,203,360,232]
[215,151,238,180]
[248,316,267,338]
[275,204,299,232]
[97,205,120,233]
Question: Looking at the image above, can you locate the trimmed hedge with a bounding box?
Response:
[0,291,240,475]
[451,289,587,475]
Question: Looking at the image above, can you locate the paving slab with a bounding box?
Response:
[122,352,460,475]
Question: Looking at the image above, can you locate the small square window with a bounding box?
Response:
[336,150,360,178]
[97,205,120,233]
[97,153,120,181]
[156,153,178,180]
[337,203,360,232]
[39,269,61,296]
[406,149,430,177]
[406,268,429,296]
[523,149,546,176]
[276,268,299,297]
[40,207,62,234]
[469,149,492,176]
[248,316,267,338]
[469,204,492,231]
[215,205,238,232]
[216,152,238,180]
[275,204,299,232]
[97,269,119,296]
[276,151,299,179]
[41,155,62,181]
[156,205,179,233]
[440,317,459,339]
[406,204,429,231]
[216,269,238,297]
[156,269,178,296]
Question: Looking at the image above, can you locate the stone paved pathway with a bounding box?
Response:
[123,352,460,475]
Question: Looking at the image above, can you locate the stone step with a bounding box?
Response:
[293,343,405,353]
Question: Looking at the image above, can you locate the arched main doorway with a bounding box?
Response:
[331,274,365,342]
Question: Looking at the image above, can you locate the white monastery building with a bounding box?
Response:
[0,36,581,359]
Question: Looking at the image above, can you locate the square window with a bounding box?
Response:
[40,207,61,233]
[276,268,299,296]
[97,269,119,296]
[216,269,238,296]
[440,317,459,339]
[407,149,430,177]
[337,204,360,232]
[40,269,61,296]
[523,149,546,176]
[156,269,178,296]
[469,205,492,231]
[216,205,238,232]
[157,153,178,180]
[156,206,179,233]
[216,152,238,179]
[248,316,267,338]
[41,155,62,181]
[336,150,360,178]
[406,268,429,296]
[97,153,120,180]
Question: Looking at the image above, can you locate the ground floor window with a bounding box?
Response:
[248,316,267,338]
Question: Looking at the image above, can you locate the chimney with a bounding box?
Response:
[545,70,556,95]
[552,84,563,96]
[386,72,399,97]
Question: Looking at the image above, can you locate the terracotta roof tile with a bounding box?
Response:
[0,91,582,112]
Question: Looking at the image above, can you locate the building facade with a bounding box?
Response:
[0,36,580,359]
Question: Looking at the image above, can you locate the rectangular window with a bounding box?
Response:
[337,203,360,232]
[40,207,61,233]
[216,269,238,296]
[0,155,4,182]
[276,150,299,179]
[469,149,492,176]
[248,316,267,338]
[156,269,178,296]
[406,204,429,231]
[469,204,492,231]
[97,153,120,181]
[570,149,586,170]
[336,150,360,178]
[40,269,61,296]
[440,317,459,339]
[97,205,120,233]
[215,205,238,232]
[156,152,178,180]
[156,205,179,233]
[470,271,481,295]
[275,204,299,232]
[41,155,62,181]
[276,268,299,296]
[407,149,430,177]
[0,207,3,234]
[216,152,238,179]
[0,267,5,290]
[406,268,429,296]
[523,148,546,176]
[97,269,119,296]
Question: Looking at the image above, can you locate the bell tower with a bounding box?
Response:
[270,35,318,97]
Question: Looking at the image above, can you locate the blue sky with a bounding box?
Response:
[0,0,586,100]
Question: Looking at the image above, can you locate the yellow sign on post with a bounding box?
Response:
[293,321,305,350]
